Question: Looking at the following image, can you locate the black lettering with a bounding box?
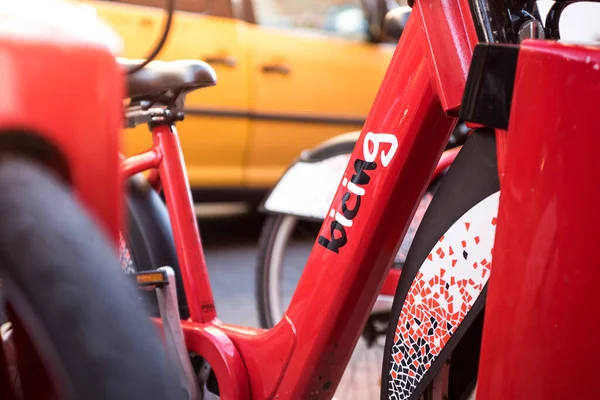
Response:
[317,221,347,253]
[350,159,377,186]
[317,158,377,254]
[341,192,361,220]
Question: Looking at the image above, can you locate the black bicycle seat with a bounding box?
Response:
[119,58,217,102]
[383,7,411,41]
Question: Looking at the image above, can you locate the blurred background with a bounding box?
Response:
[94,0,402,205]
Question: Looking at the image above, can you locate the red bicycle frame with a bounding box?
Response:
[121,0,478,397]
[4,0,598,397]
[380,146,460,297]
[3,0,591,397]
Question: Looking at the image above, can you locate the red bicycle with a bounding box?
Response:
[118,0,600,398]
[117,0,600,398]
[3,0,599,399]
[254,131,462,397]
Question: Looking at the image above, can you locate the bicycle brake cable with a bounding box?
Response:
[126,0,175,75]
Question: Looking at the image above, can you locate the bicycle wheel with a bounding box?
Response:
[256,125,470,328]
[256,185,437,328]
[255,183,438,399]
[0,158,179,399]
[382,130,499,400]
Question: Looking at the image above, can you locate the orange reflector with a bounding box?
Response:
[136,270,168,287]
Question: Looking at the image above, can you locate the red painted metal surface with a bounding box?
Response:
[0,39,122,242]
[181,322,250,399]
[379,146,460,297]
[123,125,218,324]
[123,103,462,399]
[218,321,297,399]
[417,0,479,112]
[151,318,252,399]
[147,168,162,192]
[465,122,485,129]
[435,146,461,177]
[209,146,462,399]
[494,128,508,183]
[160,6,473,398]
[121,148,161,178]
[271,14,457,396]
[152,124,217,323]
[477,40,600,400]
[381,268,402,297]
[0,21,121,399]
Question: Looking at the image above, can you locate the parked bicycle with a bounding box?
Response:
[255,126,469,330]
[7,0,597,399]
[254,127,466,397]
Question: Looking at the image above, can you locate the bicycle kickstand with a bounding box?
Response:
[136,267,199,400]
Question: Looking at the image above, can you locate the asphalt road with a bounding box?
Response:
[199,211,265,328]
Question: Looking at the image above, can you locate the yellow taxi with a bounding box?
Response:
[90,0,397,200]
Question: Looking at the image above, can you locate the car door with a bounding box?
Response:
[244,0,394,188]
[91,0,250,189]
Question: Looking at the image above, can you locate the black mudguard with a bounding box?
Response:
[382,130,499,400]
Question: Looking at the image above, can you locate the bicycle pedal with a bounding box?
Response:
[135,270,169,291]
[155,266,199,400]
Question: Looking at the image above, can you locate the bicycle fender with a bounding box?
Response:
[261,131,458,221]
[383,129,499,400]
[392,192,498,397]
[260,131,359,220]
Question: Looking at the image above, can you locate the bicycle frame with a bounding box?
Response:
[5,0,597,398]
[380,145,460,298]
[122,0,478,397]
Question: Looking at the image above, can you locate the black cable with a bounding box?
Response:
[126,0,175,75]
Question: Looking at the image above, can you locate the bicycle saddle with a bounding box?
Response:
[118,58,217,102]
[383,7,411,41]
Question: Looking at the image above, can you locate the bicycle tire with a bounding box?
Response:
[0,158,179,399]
